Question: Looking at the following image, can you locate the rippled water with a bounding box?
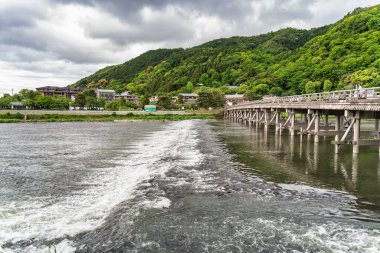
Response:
[0,120,379,252]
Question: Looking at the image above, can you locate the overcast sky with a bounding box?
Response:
[0,0,379,94]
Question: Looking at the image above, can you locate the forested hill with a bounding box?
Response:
[72,4,380,97]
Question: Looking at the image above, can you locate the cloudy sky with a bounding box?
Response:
[0,0,379,94]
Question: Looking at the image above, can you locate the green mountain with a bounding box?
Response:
[72,4,380,97]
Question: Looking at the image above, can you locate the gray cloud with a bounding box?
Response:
[0,4,46,30]
[0,0,378,91]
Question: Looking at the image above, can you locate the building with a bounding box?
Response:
[179,93,199,104]
[144,105,157,112]
[149,96,158,103]
[225,85,239,90]
[10,101,28,110]
[96,89,115,102]
[119,91,140,103]
[225,94,244,106]
[36,86,83,100]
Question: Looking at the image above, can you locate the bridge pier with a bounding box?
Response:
[290,110,296,136]
[335,115,341,154]
[314,111,320,143]
[275,110,280,132]
[375,119,380,153]
[353,111,360,154]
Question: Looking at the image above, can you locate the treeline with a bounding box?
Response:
[0,87,227,111]
[72,4,380,99]
[0,89,71,110]
[0,89,121,110]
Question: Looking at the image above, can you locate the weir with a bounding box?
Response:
[225,87,380,154]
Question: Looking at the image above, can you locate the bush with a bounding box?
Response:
[197,88,225,109]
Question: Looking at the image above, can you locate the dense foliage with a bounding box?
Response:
[0,89,71,110]
[0,113,215,123]
[72,5,380,98]
[73,49,182,93]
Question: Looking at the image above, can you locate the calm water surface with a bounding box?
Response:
[0,120,379,252]
[219,121,380,210]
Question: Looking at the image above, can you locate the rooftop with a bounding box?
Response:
[226,94,244,98]
[97,89,115,93]
[179,93,199,97]
[36,86,83,91]
[10,101,23,106]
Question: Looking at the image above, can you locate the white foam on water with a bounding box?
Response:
[142,197,172,209]
[0,120,203,252]
[252,218,380,253]
[298,224,380,253]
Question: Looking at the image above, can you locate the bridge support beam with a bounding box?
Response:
[324,114,329,127]
[314,111,320,143]
[335,115,341,154]
[353,111,360,154]
[264,109,271,126]
[375,119,380,153]
[290,110,296,136]
[275,110,280,132]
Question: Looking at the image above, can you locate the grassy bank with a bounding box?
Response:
[0,112,216,123]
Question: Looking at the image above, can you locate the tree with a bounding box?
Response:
[35,95,53,109]
[186,81,194,93]
[157,95,173,109]
[105,100,120,111]
[51,96,70,110]
[19,89,38,100]
[124,101,138,109]
[221,68,234,85]
[22,99,35,108]
[237,84,250,94]
[252,84,269,96]
[85,96,99,110]
[83,89,97,98]
[197,88,225,109]
[0,95,16,108]
[75,92,86,108]
[367,16,380,30]
[244,90,261,101]
[305,81,321,94]
[269,86,283,96]
[344,68,380,88]
[199,73,210,86]
[323,80,333,92]
[139,95,150,108]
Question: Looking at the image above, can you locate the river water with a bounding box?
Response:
[0,120,379,252]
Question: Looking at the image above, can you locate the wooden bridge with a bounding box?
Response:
[225,87,380,154]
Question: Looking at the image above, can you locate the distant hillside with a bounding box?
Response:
[72,48,182,92]
[72,4,380,97]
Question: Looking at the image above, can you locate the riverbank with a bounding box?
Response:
[0,112,216,123]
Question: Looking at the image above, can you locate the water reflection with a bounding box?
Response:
[215,121,380,211]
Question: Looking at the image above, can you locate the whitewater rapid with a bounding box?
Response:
[0,120,202,252]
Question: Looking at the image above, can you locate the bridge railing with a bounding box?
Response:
[233,87,380,107]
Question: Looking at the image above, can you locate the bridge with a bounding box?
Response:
[225,87,380,154]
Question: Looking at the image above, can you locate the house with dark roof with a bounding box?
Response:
[36,86,84,100]
[179,93,199,104]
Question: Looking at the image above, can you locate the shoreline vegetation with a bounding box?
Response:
[0,112,218,123]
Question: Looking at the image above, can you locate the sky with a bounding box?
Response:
[0,0,379,94]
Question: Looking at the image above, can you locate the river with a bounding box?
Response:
[0,120,379,252]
